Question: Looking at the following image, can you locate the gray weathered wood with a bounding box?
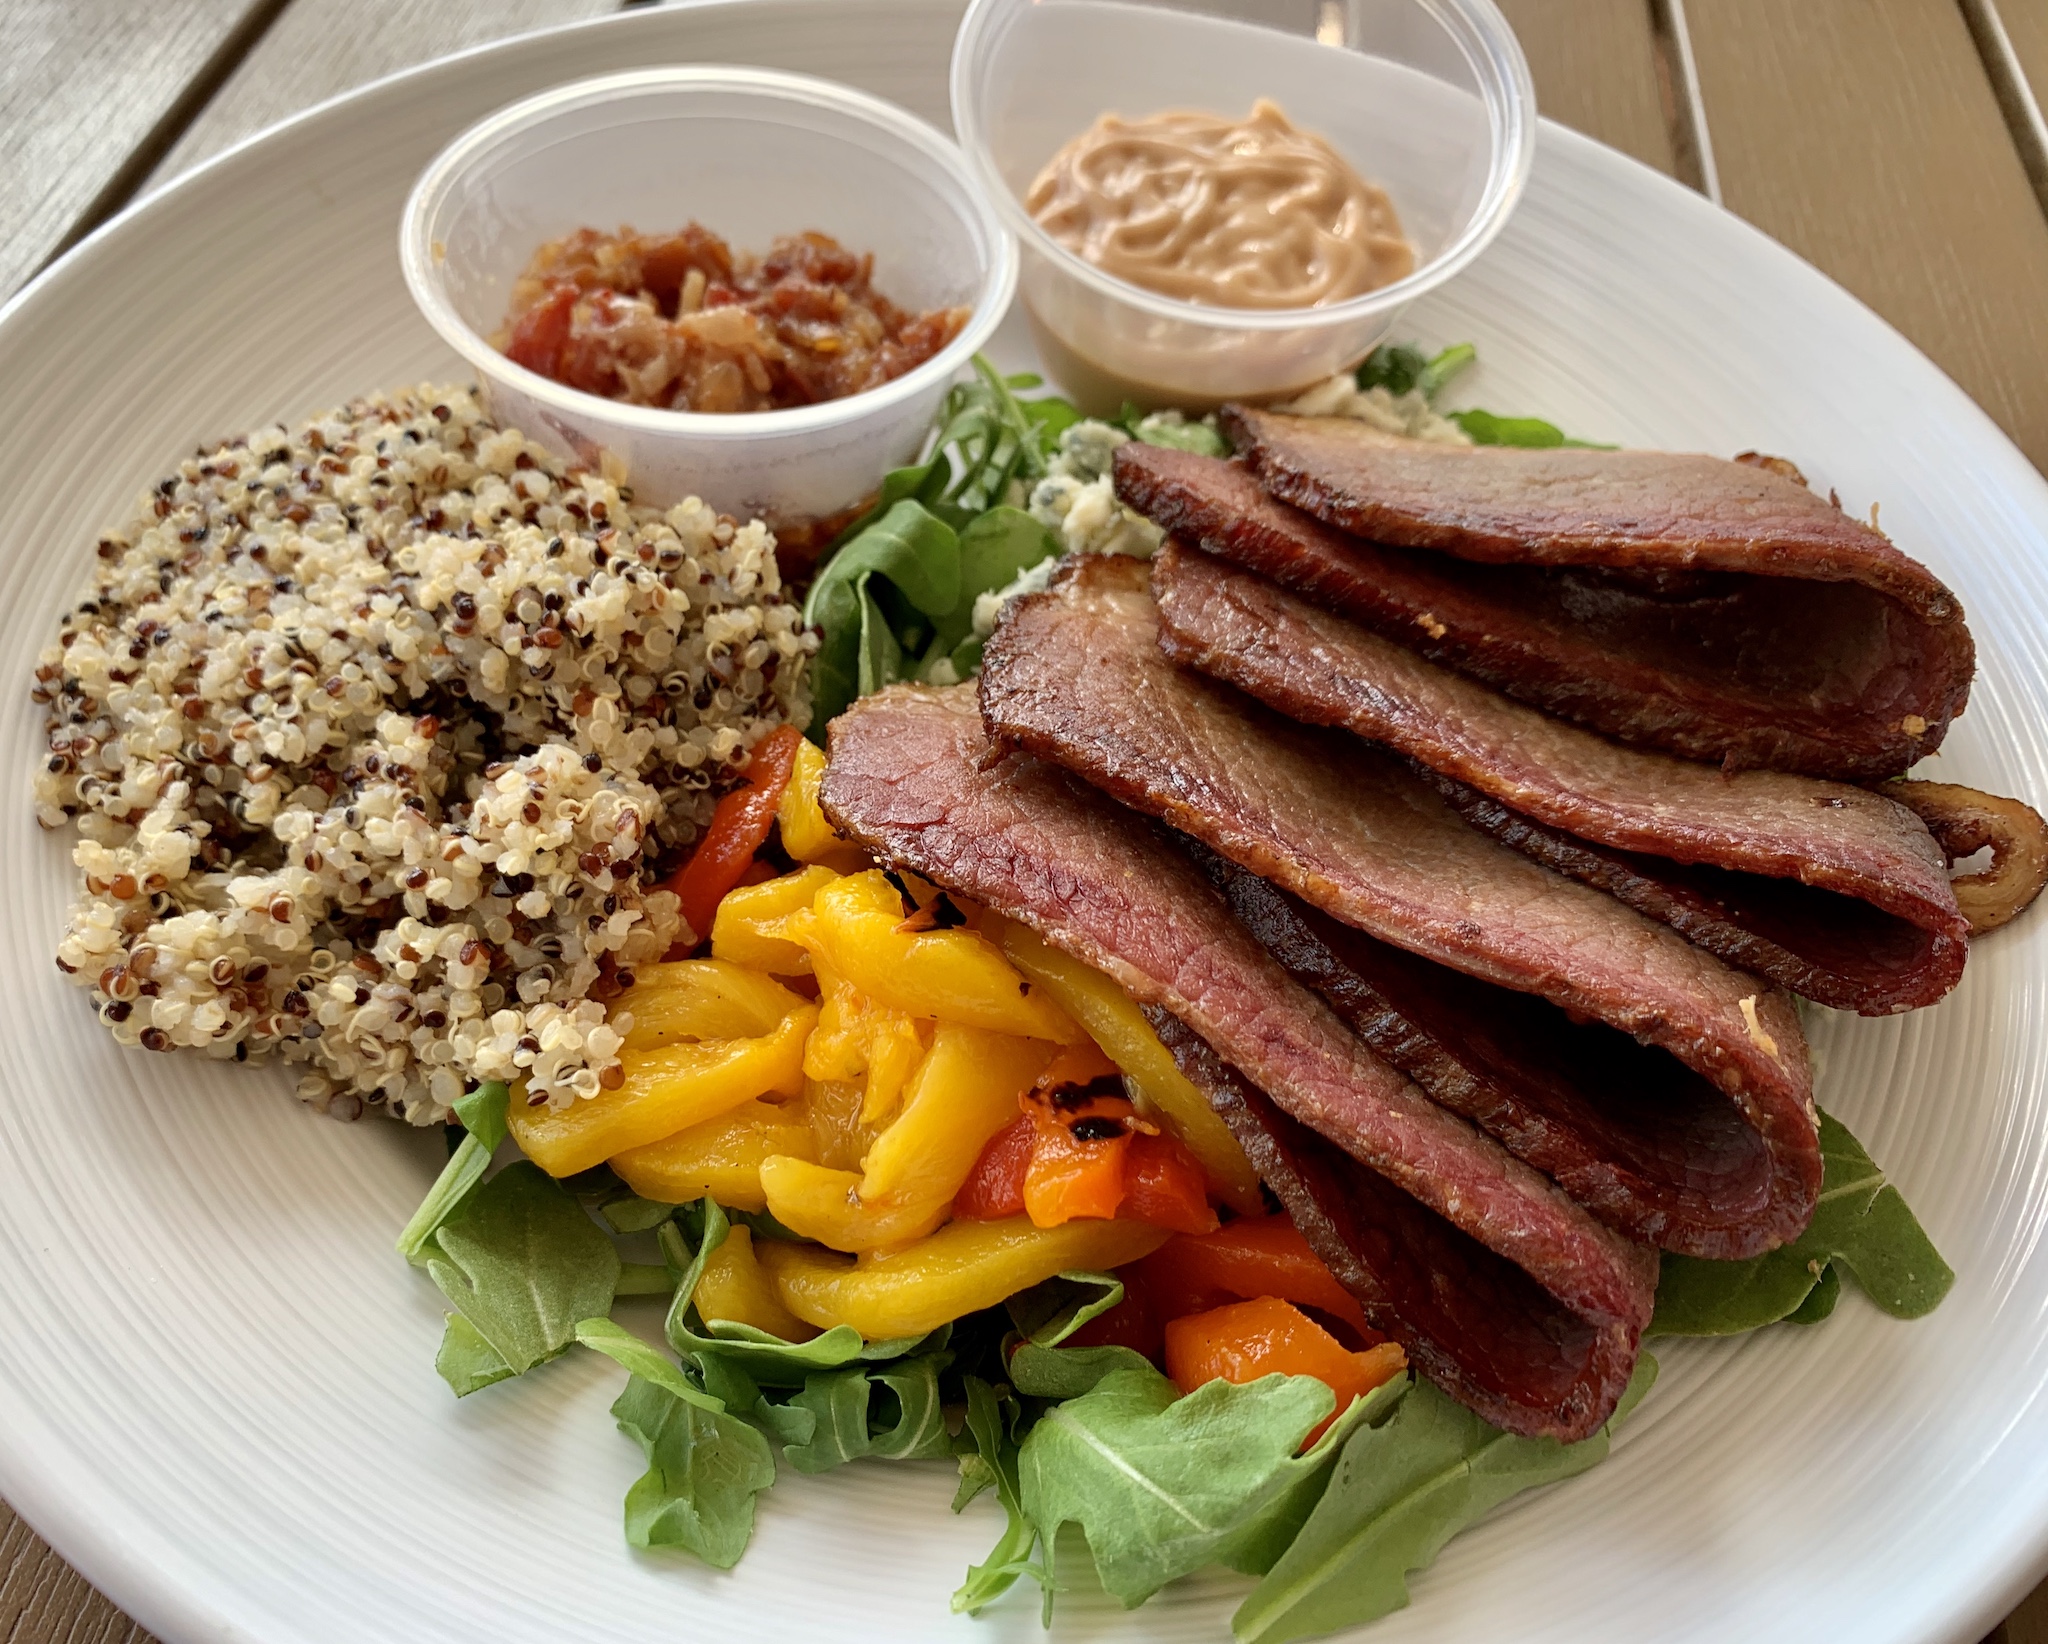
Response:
[149,0,621,186]
[0,0,277,298]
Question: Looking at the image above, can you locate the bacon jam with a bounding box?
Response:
[495,225,969,414]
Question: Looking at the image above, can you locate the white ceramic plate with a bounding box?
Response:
[4,4,2048,1641]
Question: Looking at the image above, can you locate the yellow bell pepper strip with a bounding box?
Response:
[992,915,1263,1215]
[859,1026,1054,1209]
[804,1076,889,1173]
[756,1215,1171,1340]
[709,863,842,976]
[509,1003,815,1177]
[777,737,869,871]
[758,1156,947,1252]
[796,871,1083,1043]
[609,1097,816,1211]
[803,956,932,1125]
[617,960,812,1052]
[760,1025,1055,1252]
[693,1224,819,1342]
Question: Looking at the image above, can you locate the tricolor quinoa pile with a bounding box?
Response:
[31,386,813,1123]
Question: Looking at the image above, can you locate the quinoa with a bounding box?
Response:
[31,386,815,1124]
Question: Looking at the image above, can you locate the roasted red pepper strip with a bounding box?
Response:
[1122,1131,1220,1235]
[666,725,803,942]
[955,1113,1033,1220]
[959,1100,1219,1236]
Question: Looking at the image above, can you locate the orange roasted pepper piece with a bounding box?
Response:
[959,1043,1221,1234]
[664,724,803,943]
[1020,1045,1131,1228]
[1164,1296,1407,1441]
[1137,1216,1375,1342]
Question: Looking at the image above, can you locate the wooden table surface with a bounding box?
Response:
[5,0,2048,1639]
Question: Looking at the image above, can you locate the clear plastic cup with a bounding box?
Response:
[402,67,1017,521]
[950,0,1534,414]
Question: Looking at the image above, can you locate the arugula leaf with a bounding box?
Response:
[602,1195,679,1235]
[422,1160,620,1376]
[1233,1357,1655,1644]
[1004,1271,1154,1399]
[780,1351,957,1473]
[1115,405,1230,458]
[854,576,905,699]
[1789,1260,1843,1325]
[1355,344,1428,397]
[1650,1109,1953,1336]
[645,1204,958,1480]
[659,1208,930,1383]
[614,1262,676,1296]
[610,1373,778,1568]
[1418,342,1476,400]
[395,1081,509,1265]
[694,1351,817,1447]
[575,1318,723,1412]
[1004,1269,1126,1344]
[435,1313,515,1397]
[1354,340,1603,447]
[1017,1363,1378,1610]
[929,506,1059,657]
[803,499,964,727]
[803,357,1079,734]
[952,1375,1048,1615]
[1449,407,1613,449]
[824,452,955,555]
[1020,396,1083,449]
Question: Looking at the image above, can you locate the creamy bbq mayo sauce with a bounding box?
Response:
[1026,99,1414,309]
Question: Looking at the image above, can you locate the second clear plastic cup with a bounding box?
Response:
[951,0,1534,413]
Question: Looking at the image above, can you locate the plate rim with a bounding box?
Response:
[3,5,2048,1642]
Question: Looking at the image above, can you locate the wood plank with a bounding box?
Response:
[0,0,279,298]
[149,0,622,185]
[2006,1575,2048,1644]
[0,1500,154,1644]
[1683,0,2048,476]
[1492,0,1676,176]
[1973,0,2048,215]
[1994,0,2048,114]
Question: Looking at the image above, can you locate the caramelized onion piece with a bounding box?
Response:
[1733,451,1808,486]
[1887,780,2048,934]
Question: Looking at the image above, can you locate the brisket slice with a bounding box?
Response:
[820,681,1654,1438]
[1115,437,1973,781]
[1150,538,1968,1014]
[1194,849,1782,1258]
[1146,1008,1642,1441]
[978,554,1820,1255]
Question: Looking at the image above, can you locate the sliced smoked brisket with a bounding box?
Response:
[820,681,1653,1440]
[1115,432,1974,781]
[1148,1008,1643,1441]
[978,553,1820,1257]
[1149,537,1968,1014]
